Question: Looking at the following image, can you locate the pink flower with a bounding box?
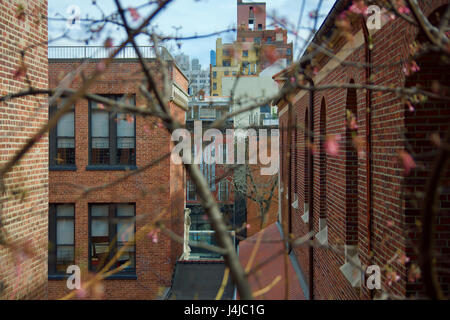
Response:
[398,254,410,265]
[324,134,341,157]
[398,6,411,15]
[128,7,140,21]
[148,229,160,243]
[406,101,415,112]
[398,150,416,175]
[143,124,151,134]
[76,287,87,299]
[349,1,368,16]
[98,103,105,110]
[246,224,251,229]
[126,114,134,124]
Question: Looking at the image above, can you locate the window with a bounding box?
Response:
[218,180,229,201]
[258,24,263,30]
[213,71,217,79]
[254,37,261,44]
[266,37,272,43]
[187,180,196,201]
[49,204,75,275]
[89,204,136,274]
[243,50,249,57]
[224,71,230,76]
[90,95,136,167]
[49,101,75,167]
[286,48,292,55]
[213,82,217,90]
[223,60,231,67]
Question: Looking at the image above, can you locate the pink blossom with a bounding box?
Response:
[98,103,105,110]
[349,1,368,16]
[76,287,87,299]
[143,124,151,134]
[324,134,341,157]
[128,7,140,21]
[148,229,160,243]
[246,224,251,229]
[406,101,415,112]
[126,114,134,124]
[398,6,411,15]
[398,254,410,265]
[398,150,416,175]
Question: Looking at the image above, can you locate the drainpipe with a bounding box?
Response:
[287,102,294,252]
[362,18,373,298]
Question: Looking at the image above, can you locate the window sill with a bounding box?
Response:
[85,165,137,171]
[49,165,77,171]
[48,274,70,280]
[103,274,137,280]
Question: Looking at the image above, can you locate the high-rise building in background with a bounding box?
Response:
[210,0,293,96]
[175,54,210,97]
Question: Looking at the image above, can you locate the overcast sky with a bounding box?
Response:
[48,0,335,68]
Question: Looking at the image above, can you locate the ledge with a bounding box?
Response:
[49,165,77,171]
[103,274,137,280]
[85,165,137,171]
[48,274,69,280]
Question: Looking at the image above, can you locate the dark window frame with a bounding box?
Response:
[48,203,75,276]
[88,203,136,276]
[88,95,137,169]
[49,104,76,170]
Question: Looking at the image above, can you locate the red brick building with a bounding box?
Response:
[47,47,188,299]
[0,0,48,299]
[276,0,450,299]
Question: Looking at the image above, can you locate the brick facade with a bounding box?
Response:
[47,59,188,299]
[277,0,450,299]
[0,0,49,299]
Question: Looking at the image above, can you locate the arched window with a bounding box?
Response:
[345,79,358,245]
[302,109,310,223]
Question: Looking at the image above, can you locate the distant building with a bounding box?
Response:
[210,50,216,67]
[210,0,293,96]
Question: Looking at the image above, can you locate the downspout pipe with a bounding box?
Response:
[362,17,373,298]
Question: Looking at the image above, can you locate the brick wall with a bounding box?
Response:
[278,0,450,299]
[47,59,187,299]
[0,0,48,300]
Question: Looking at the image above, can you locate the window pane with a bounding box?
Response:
[117,220,134,242]
[57,204,74,217]
[117,204,134,216]
[92,219,108,237]
[91,205,109,217]
[56,246,74,272]
[117,113,134,137]
[117,245,135,270]
[57,219,74,245]
[92,110,109,137]
[57,112,74,137]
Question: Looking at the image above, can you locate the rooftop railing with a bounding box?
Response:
[48,45,173,60]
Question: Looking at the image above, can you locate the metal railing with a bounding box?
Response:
[48,45,172,60]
